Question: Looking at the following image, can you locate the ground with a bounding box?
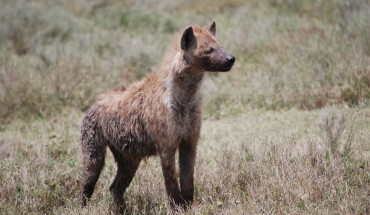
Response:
[0,106,369,214]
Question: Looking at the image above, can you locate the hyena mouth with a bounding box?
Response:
[219,65,233,72]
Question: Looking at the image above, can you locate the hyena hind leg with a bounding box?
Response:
[109,146,141,214]
[80,139,107,207]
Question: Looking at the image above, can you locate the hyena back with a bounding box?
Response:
[80,21,235,213]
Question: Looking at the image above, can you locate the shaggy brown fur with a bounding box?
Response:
[80,21,235,213]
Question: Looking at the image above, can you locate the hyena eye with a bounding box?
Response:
[204,47,214,54]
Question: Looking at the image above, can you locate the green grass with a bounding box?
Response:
[0,0,369,214]
[0,0,369,121]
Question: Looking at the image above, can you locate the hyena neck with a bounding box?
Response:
[162,52,204,112]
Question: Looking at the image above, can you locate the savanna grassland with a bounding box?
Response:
[0,0,369,214]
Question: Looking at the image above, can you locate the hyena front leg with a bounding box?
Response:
[159,147,184,208]
[179,138,197,206]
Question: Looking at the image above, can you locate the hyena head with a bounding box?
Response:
[180,21,236,72]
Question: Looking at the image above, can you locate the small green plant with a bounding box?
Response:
[320,109,347,156]
[319,108,358,161]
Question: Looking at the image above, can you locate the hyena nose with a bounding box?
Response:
[227,55,236,64]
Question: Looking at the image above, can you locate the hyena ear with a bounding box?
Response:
[205,20,216,36]
[180,26,196,51]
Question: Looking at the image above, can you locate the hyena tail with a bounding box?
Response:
[80,108,107,206]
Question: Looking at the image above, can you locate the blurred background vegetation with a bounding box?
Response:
[0,0,369,122]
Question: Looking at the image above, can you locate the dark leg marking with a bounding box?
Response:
[81,144,106,206]
[160,148,184,208]
[179,140,196,206]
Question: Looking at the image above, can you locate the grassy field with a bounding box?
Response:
[1,107,369,214]
[0,0,369,214]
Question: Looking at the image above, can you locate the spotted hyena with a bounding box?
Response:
[80,21,235,213]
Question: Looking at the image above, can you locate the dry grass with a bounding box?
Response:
[0,0,369,214]
[0,106,369,214]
